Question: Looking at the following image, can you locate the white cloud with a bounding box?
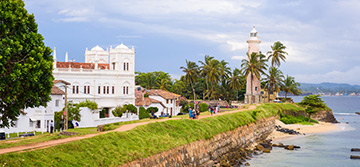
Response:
[294,66,360,85]
[231,56,247,60]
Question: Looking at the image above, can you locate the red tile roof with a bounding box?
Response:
[135,97,165,108]
[51,85,65,95]
[147,89,180,100]
[56,62,109,70]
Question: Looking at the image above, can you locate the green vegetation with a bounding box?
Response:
[299,95,329,122]
[199,103,209,112]
[0,0,54,128]
[138,107,150,119]
[0,127,97,149]
[0,103,281,167]
[146,107,158,113]
[280,114,318,125]
[112,104,138,117]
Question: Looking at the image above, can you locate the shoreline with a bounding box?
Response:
[267,120,346,141]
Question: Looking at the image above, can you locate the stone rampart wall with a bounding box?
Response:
[122,117,275,167]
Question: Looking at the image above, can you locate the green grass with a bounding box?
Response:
[0,127,97,149]
[280,114,318,125]
[0,104,278,167]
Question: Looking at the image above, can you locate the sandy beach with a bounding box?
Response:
[267,120,341,141]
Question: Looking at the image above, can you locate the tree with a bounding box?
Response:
[199,55,214,100]
[241,52,268,104]
[0,0,54,127]
[229,68,245,100]
[180,60,199,101]
[55,100,94,130]
[300,95,326,122]
[281,75,301,99]
[263,67,284,102]
[267,41,288,67]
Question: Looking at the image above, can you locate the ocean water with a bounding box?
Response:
[247,96,360,167]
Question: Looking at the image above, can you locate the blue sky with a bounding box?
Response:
[24,0,360,84]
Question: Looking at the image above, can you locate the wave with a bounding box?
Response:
[334,113,358,116]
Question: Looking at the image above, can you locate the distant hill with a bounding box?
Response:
[298,82,360,95]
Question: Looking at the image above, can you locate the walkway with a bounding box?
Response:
[0,105,256,155]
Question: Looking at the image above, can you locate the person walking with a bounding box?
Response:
[196,109,200,119]
[189,108,193,119]
[50,120,54,133]
[210,106,213,115]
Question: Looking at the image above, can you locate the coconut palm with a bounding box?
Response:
[199,55,214,100]
[206,59,221,99]
[263,67,284,102]
[229,68,245,100]
[241,52,268,104]
[281,75,301,100]
[180,60,199,101]
[267,41,288,67]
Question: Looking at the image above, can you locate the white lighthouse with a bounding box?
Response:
[244,26,262,104]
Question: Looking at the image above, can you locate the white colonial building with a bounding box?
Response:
[53,43,138,127]
[0,80,68,134]
[135,88,181,117]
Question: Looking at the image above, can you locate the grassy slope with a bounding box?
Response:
[0,104,298,167]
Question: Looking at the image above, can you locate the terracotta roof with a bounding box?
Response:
[135,97,165,108]
[147,89,180,100]
[51,85,65,95]
[56,62,109,70]
[53,80,71,85]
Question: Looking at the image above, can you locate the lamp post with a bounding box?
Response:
[64,84,68,130]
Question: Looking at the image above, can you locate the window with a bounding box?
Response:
[36,120,41,128]
[166,99,169,104]
[84,86,87,94]
[123,86,125,94]
[170,99,172,104]
[112,62,115,70]
[127,62,129,71]
[123,63,126,70]
[103,86,106,94]
[98,86,101,94]
[123,86,129,94]
[255,87,258,91]
[76,86,79,94]
[126,86,128,94]
[112,86,115,94]
[72,86,75,94]
[55,100,60,107]
[87,86,90,94]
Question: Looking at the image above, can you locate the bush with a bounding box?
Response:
[77,100,98,110]
[146,107,158,113]
[199,103,209,112]
[112,106,126,117]
[125,104,137,114]
[139,107,150,119]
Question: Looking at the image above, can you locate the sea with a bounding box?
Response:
[247,96,360,167]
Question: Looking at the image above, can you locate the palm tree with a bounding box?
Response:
[263,67,284,102]
[219,60,231,81]
[180,60,199,101]
[241,52,268,104]
[206,59,221,99]
[229,68,245,101]
[157,79,170,91]
[267,41,288,67]
[281,75,301,100]
[199,55,214,100]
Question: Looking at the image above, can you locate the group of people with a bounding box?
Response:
[188,108,200,119]
[209,105,220,115]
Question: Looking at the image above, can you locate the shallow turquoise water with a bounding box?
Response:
[247,96,360,167]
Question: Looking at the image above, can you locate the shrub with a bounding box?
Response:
[77,100,98,110]
[125,104,137,114]
[112,106,126,117]
[139,107,150,119]
[146,107,158,113]
[280,114,318,124]
[199,103,209,112]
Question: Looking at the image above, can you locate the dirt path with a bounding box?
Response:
[0,105,256,155]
